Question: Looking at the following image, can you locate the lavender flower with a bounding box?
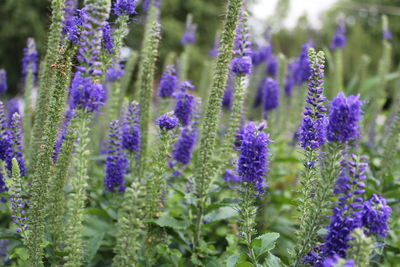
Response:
[174,89,194,126]
[222,88,234,110]
[237,122,271,194]
[7,113,26,176]
[0,171,6,195]
[63,8,85,44]
[263,78,279,115]
[106,65,125,82]
[294,42,313,86]
[298,49,327,149]
[326,93,362,143]
[224,169,240,183]
[231,12,252,75]
[0,102,11,161]
[114,0,137,16]
[158,65,178,98]
[63,0,79,25]
[22,38,38,84]
[330,23,346,50]
[102,22,114,54]
[104,120,129,193]
[172,127,198,165]
[69,72,107,112]
[180,80,195,92]
[232,57,252,75]
[53,110,75,162]
[362,194,392,238]
[383,29,393,40]
[322,255,355,267]
[182,19,197,45]
[251,45,271,66]
[158,112,179,131]
[315,155,368,263]
[7,99,20,123]
[266,54,278,78]
[122,102,141,152]
[76,2,110,76]
[284,61,295,97]
[0,69,7,94]
[8,170,29,233]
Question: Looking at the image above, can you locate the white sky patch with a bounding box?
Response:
[251,0,338,29]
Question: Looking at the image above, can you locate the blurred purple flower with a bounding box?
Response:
[158,112,179,131]
[330,23,346,50]
[159,65,178,98]
[122,102,141,152]
[0,69,7,94]
[173,127,197,165]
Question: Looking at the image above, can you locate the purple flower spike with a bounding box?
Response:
[102,22,114,54]
[172,127,198,165]
[284,61,295,97]
[326,92,362,143]
[174,90,194,126]
[263,78,279,114]
[122,102,141,152]
[251,45,271,66]
[330,23,346,50]
[362,194,392,238]
[0,69,7,94]
[182,19,197,45]
[22,38,38,84]
[266,54,278,78]
[7,99,21,123]
[383,29,393,40]
[159,65,178,98]
[114,0,137,16]
[106,65,124,82]
[104,120,129,193]
[232,57,252,75]
[69,72,107,112]
[180,80,195,92]
[237,122,271,195]
[231,11,252,75]
[7,113,26,176]
[299,49,327,150]
[63,8,85,44]
[158,112,179,131]
[322,255,355,267]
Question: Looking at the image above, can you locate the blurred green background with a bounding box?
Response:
[1,0,399,94]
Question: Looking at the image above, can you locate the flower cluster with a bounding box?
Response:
[173,127,198,165]
[174,84,195,126]
[159,65,178,98]
[263,77,279,118]
[158,112,179,131]
[251,45,271,66]
[237,122,271,194]
[326,93,362,143]
[122,102,141,152]
[102,22,114,54]
[114,0,137,16]
[181,19,197,45]
[330,23,347,50]
[266,54,278,78]
[63,8,85,44]
[298,49,327,149]
[69,72,107,112]
[231,11,252,75]
[104,120,129,193]
[22,38,38,83]
[361,194,392,238]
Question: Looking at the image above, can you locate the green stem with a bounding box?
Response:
[192,0,243,256]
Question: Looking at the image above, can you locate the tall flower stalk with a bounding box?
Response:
[192,0,243,256]
[137,1,161,176]
[27,44,76,267]
[62,0,111,265]
[30,0,66,164]
[292,48,328,266]
[220,10,252,173]
[330,23,346,98]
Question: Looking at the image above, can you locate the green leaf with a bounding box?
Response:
[204,206,238,223]
[9,247,29,261]
[153,215,190,230]
[252,232,280,258]
[85,232,105,263]
[263,252,282,267]
[237,262,254,267]
[226,254,241,267]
